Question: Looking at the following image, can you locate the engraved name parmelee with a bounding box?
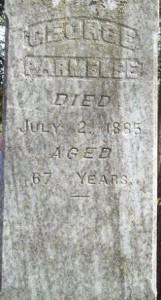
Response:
[25,17,136,50]
[25,57,141,79]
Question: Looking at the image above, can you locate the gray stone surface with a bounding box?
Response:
[1,0,158,299]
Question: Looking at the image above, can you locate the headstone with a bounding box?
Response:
[1,0,157,299]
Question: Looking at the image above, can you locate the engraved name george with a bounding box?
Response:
[25,17,136,50]
[25,57,141,79]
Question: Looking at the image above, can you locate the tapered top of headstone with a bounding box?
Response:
[5,0,157,28]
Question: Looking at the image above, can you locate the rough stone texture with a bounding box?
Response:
[1,0,158,299]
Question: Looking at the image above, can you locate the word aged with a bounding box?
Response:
[76,172,128,185]
[32,172,52,184]
[51,146,111,159]
[18,120,61,134]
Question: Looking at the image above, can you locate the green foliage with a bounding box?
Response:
[0,85,3,125]
[0,0,5,125]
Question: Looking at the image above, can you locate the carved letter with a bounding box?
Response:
[87,59,99,78]
[102,23,120,45]
[126,60,139,79]
[100,59,113,78]
[28,24,45,47]
[121,175,128,184]
[82,95,95,106]
[99,175,108,184]
[76,172,86,184]
[52,147,61,158]
[55,94,68,106]
[19,120,29,132]
[121,27,135,50]
[55,58,69,77]
[38,58,55,76]
[84,147,96,159]
[84,20,100,40]
[68,148,78,159]
[69,58,86,77]
[65,20,83,39]
[52,123,61,134]
[88,175,96,184]
[25,57,40,76]
[99,148,111,159]
[113,60,126,79]
[98,95,110,107]
[46,21,64,42]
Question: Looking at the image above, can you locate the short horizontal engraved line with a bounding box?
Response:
[70,195,90,198]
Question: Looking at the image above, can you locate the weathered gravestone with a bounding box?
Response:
[1,0,158,299]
